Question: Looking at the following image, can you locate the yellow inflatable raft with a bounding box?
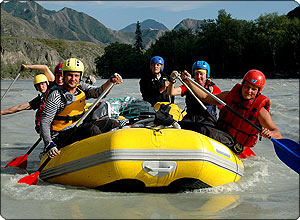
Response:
[39,128,244,191]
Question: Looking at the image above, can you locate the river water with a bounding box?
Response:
[1,78,299,219]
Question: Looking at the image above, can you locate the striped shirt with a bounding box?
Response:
[40,81,104,147]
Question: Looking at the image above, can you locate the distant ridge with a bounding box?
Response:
[174,18,205,32]
[119,19,169,32]
[1,1,169,49]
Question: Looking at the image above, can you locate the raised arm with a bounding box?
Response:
[181,70,229,105]
[22,64,55,82]
[167,81,182,96]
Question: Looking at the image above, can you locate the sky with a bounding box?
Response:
[36,1,299,31]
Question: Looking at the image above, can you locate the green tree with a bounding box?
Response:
[95,42,147,78]
[147,28,198,74]
[254,13,289,74]
[197,10,252,77]
[134,21,143,54]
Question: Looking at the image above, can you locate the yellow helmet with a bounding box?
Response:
[33,74,49,86]
[62,58,84,80]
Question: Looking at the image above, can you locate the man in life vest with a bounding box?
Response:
[139,56,173,106]
[180,69,282,158]
[40,58,123,159]
[0,66,53,117]
[167,60,222,124]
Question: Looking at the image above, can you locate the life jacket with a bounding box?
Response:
[154,102,187,121]
[51,86,86,131]
[181,81,220,120]
[34,89,51,133]
[217,83,270,149]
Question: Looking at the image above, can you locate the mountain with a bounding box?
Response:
[1,1,168,50]
[1,36,105,77]
[119,19,169,32]
[173,18,206,32]
[0,1,167,76]
[1,8,50,39]
[1,1,133,44]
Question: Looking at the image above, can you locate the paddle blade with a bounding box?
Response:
[5,154,28,169]
[272,138,299,174]
[17,171,40,185]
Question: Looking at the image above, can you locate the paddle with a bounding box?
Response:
[186,77,299,174]
[1,72,21,101]
[5,137,42,169]
[172,71,217,123]
[18,81,118,185]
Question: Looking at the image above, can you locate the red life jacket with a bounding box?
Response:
[35,89,50,133]
[217,83,271,149]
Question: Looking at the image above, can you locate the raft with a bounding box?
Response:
[39,127,244,191]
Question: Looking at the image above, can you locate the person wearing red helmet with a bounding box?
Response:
[0,62,64,133]
[53,62,64,86]
[180,69,282,158]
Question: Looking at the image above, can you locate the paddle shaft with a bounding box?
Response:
[186,77,262,132]
[1,72,21,101]
[177,76,217,123]
[27,137,42,155]
[37,82,115,172]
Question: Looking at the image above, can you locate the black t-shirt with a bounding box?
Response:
[29,82,57,111]
[139,72,170,106]
[29,95,42,110]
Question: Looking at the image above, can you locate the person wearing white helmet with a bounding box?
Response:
[40,58,123,159]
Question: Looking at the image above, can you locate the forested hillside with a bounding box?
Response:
[96,10,300,79]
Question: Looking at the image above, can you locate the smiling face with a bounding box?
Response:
[241,81,260,100]
[63,71,81,91]
[194,69,207,86]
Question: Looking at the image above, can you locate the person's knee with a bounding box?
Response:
[95,118,120,132]
[86,124,101,136]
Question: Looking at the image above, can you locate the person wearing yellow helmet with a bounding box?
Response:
[39,57,123,159]
[33,74,49,92]
[0,64,54,117]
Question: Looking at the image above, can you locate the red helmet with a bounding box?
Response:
[54,62,63,74]
[242,69,266,93]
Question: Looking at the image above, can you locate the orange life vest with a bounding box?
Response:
[217,83,271,148]
[51,87,86,131]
